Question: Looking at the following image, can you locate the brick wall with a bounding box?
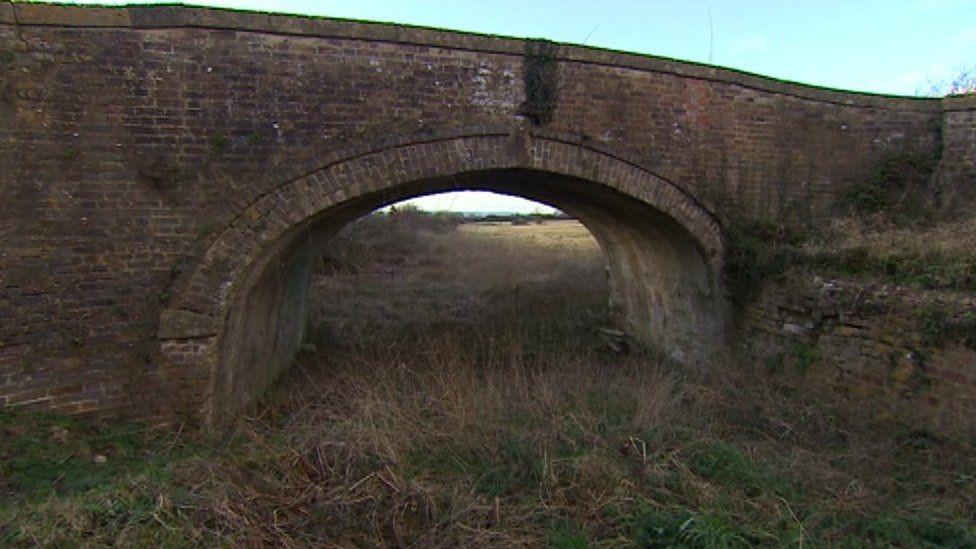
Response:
[938,96,976,208]
[0,3,971,424]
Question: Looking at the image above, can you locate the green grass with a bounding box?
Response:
[916,304,976,350]
[548,521,590,548]
[0,410,216,546]
[3,366,975,546]
[631,507,760,548]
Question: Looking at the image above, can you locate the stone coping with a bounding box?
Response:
[942,95,976,112]
[4,2,969,112]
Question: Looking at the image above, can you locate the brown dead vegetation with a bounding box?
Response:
[2,211,974,547]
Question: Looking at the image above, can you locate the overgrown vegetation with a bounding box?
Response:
[807,215,976,292]
[723,221,805,313]
[723,148,976,312]
[916,304,976,351]
[725,210,975,319]
[840,152,940,225]
[518,39,560,125]
[3,214,974,546]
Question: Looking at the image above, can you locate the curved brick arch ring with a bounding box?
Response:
[157,130,728,427]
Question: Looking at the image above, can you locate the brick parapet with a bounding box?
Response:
[2,1,943,112]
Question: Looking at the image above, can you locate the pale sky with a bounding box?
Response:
[62,0,976,213]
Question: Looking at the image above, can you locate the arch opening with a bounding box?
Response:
[311,192,607,363]
[155,135,729,428]
[205,169,725,427]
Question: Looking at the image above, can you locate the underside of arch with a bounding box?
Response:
[156,133,728,428]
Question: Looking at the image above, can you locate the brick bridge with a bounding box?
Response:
[2,3,973,427]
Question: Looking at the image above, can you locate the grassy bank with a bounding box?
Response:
[726,216,976,313]
[2,213,974,547]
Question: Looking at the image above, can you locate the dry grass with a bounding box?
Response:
[801,216,976,293]
[727,215,976,303]
[2,214,975,547]
[810,216,976,264]
[312,218,606,345]
[187,343,679,547]
[457,219,602,248]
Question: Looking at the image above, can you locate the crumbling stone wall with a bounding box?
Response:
[741,276,976,431]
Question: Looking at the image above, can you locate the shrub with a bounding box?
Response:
[841,152,939,225]
[916,305,976,350]
[723,221,805,312]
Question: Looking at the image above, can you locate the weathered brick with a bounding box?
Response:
[0,2,971,428]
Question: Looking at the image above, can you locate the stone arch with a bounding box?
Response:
[157,129,728,427]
